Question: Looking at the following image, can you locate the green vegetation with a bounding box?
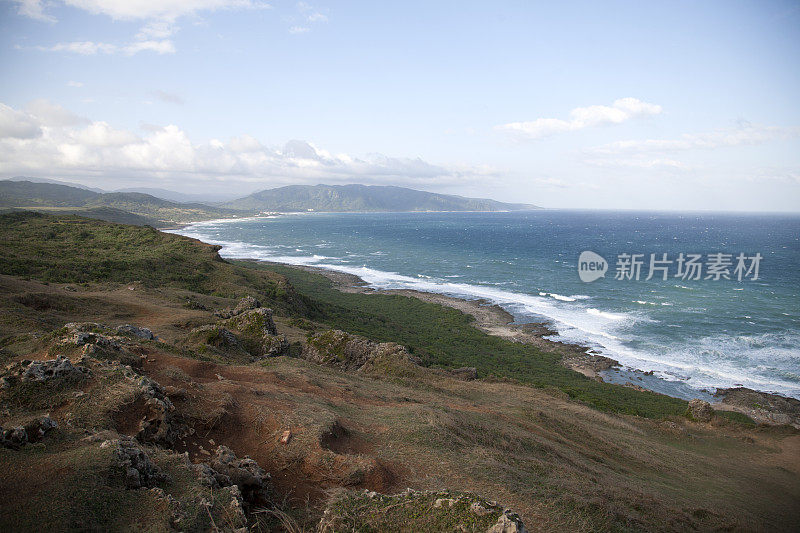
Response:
[0,180,242,224]
[244,262,689,418]
[0,212,312,317]
[0,212,688,418]
[222,183,538,212]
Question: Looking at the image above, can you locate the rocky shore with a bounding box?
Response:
[277,261,800,428]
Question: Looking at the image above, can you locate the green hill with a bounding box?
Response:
[222,184,539,212]
[0,181,243,226]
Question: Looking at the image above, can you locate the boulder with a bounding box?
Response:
[225,308,278,337]
[303,330,418,372]
[116,325,156,340]
[0,426,28,449]
[21,355,88,383]
[214,296,261,319]
[189,324,240,349]
[208,445,272,505]
[686,399,714,422]
[103,436,170,489]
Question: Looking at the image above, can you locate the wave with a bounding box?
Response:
[173,222,800,399]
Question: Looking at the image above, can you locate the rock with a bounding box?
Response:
[23,416,58,442]
[280,429,292,444]
[226,308,278,337]
[450,367,478,380]
[318,489,526,533]
[21,355,88,383]
[214,296,261,319]
[234,296,261,314]
[189,324,239,349]
[488,511,527,533]
[686,399,714,422]
[0,426,28,449]
[303,329,419,372]
[116,325,156,340]
[207,445,272,505]
[262,334,290,358]
[107,436,170,489]
[715,387,800,428]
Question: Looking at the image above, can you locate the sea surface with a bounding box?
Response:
[176,211,800,400]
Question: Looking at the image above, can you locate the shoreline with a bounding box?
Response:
[271,261,800,426]
[250,261,628,382]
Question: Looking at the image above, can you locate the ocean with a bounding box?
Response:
[175,210,800,400]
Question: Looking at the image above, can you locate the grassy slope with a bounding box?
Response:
[243,262,688,418]
[0,212,685,418]
[2,213,798,531]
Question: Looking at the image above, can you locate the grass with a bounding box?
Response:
[0,213,685,418]
[244,262,689,419]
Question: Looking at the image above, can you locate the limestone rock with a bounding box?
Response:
[21,355,88,383]
[303,329,418,372]
[116,325,156,340]
[207,445,272,505]
[686,399,714,422]
[105,436,170,489]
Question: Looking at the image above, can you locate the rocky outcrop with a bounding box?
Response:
[59,323,139,365]
[715,387,800,428]
[189,324,240,350]
[214,296,262,319]
[0,417,57,449]
[102,436,170,489]
[318,488,526,533]
[196,445,272,506]
[116,367,181,446]
[225,308,279,337]
[303,330,419,372]
[20,355,89,383]
[686,399,714,422]
[116,324,156,340]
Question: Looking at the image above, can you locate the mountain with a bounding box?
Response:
[222,184,539,212]
[3,176,105,193]
[0,180,241,226]
[114,187,243,204]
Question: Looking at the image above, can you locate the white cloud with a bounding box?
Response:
[496,97,663,140]
[11,0,55,22]
[41,39,175,55]
[16,1,268,55]
[0,104,42,139]
[39,0,269,21]
[289,1,326,34]
[136,21,178,40]
[0,101,489,189]
[588,124,798,155]
[66,80,84,87]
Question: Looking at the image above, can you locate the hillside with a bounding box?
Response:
[222,184,539,212]
[0,180,242,226]
[0,213,798,531]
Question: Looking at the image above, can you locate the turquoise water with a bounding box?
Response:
[176,210,800,399]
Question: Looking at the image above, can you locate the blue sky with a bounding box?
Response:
[1,0,799,210]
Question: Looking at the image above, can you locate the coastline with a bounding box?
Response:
[240,260,800,427]
[250,261,628,382]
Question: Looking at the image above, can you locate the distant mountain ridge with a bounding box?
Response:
[0,180,239,226]
[222,184,538,212]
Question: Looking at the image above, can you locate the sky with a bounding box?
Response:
[0,0,799,210]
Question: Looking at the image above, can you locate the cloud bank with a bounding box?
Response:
[0,101,489,191]
[496,97,662,140]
